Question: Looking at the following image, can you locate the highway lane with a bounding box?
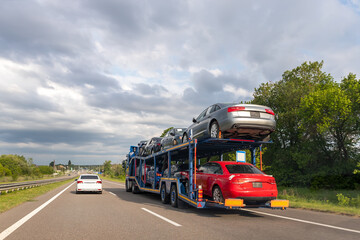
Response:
[0,179,359,240]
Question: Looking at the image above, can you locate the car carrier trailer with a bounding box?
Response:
[125,138,289,210]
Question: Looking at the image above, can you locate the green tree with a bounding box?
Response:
[252,62,357,186]
[160,127,173,137]
[103,160,112,176]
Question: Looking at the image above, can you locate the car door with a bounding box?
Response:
[192,107,210,139]
[196,164,207,192]
[163,131,171,147]
[168,129,176,145]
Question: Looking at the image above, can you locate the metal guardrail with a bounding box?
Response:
[0,175,76,194]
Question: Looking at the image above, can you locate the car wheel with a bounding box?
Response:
[76,190,79,194]
[210,121,220,138]
[132,182,140,194]
[160,184,170,204]
[125,179,132,192]
[212,186,224,203]
[170,185,178,208]
[173,139,178,146]
[182,133,188,143]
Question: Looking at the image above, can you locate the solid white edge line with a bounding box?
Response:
[141,208,182,227]
[109,192,116,196]
[0,182,75,240]
[242,209,360,234]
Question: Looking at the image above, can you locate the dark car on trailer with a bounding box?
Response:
[160,128,186,150]
[142,137,163,156]
[137,140,148,156]
[182,103,276,142]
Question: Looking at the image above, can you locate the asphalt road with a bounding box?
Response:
[0,180,359,240]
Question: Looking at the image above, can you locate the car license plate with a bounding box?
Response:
[252,182,262,188]
[250,111,260,118]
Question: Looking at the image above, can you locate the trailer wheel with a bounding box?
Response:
[170,185,178,208]
[160,184,170,204]
[210,121,220,138]
[125,179,132,192]
[132,182,140,194]
[212,186,224,203]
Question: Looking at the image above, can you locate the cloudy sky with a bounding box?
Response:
[1,0,359,165]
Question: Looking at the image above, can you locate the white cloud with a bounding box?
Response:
[0,0,359,165]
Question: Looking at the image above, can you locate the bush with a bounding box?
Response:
[310,174,360,190]
[38,166,54,175]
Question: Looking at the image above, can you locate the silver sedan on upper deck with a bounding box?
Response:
[182,103,276,142]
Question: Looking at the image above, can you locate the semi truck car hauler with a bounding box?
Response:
[125,138,289,210]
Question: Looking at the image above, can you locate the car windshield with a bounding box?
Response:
[175,129,185,134]
[153,138,162,143]
[81,175,99,179]
[225,164,263,174]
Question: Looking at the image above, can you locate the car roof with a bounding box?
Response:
[204,161,251,166]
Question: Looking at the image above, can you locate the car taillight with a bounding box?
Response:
[265,109,275,115]
[157,143,161,146]
[96,181,102,184]
[231,179,248,184]
[77,181,83,184]
[268,179,276,184]
[227,106,245,112]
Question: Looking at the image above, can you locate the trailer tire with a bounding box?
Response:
[132,182,140,194]
[160,184,170,204]
[170,185,178,208]
[125,179,132,192]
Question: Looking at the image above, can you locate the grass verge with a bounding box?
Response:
[0,178,75,213]
[101,175,125,183]
[278,187,360,216]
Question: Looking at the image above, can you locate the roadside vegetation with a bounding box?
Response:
[101,160,126,182]
[252,61,360,190]
[0,155,55,182]
[278,187,360,216]
[0,178,74,213]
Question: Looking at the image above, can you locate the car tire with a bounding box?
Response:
[182,133,188,143]
[99,191,103,194]
[212,186,224,203]
[76,190,79,194]
[125,179,132,192]
[170,185,178,208]
[210,121,220,138]
[160,184,170,204]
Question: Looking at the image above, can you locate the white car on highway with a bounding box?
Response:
[76,174,102,194]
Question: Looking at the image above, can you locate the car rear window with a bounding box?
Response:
[225,164,263,174]
[80,175,99,179]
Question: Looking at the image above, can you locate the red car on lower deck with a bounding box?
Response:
[175,161,278,205]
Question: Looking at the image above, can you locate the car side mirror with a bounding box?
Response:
[192,118,197,123]
[170,132,175,136]
[196,169,203,173]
